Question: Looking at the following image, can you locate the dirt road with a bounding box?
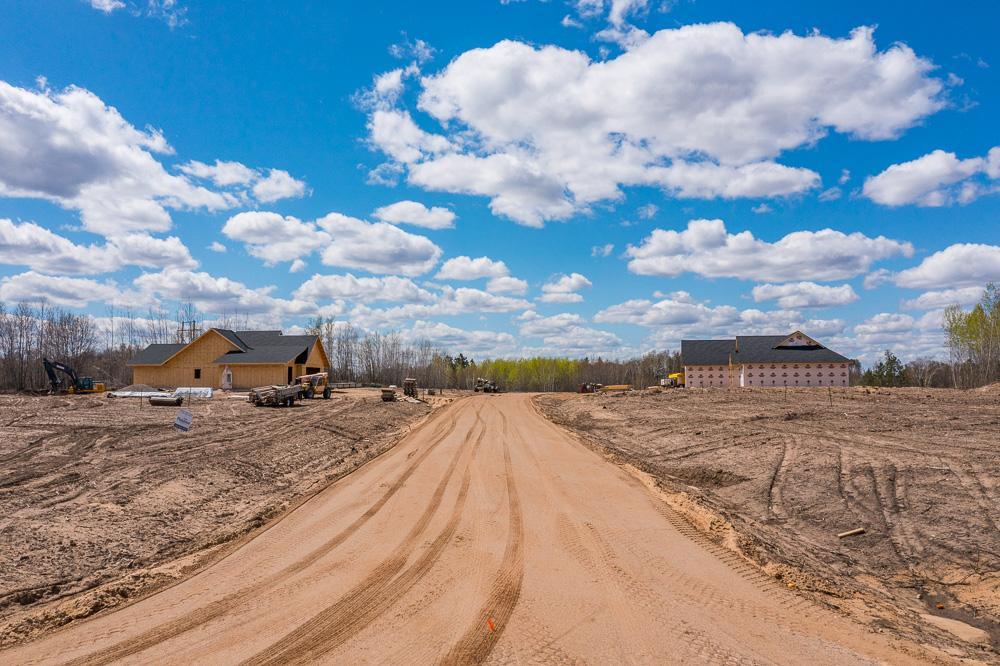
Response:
[4,394,937,664]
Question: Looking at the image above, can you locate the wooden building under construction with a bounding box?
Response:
[128,329,330,390]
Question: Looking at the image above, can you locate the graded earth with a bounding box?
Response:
[1,393,956,664]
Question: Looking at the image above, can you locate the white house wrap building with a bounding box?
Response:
[681,331,851,388]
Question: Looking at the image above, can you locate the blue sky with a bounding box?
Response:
[1,1,998,362]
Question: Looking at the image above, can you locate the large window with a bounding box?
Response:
[194,368,201,379]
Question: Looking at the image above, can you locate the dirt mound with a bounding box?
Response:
[976,382,1000,394]
[114,383,158,392]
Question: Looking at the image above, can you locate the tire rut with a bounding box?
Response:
[64,405,464,666]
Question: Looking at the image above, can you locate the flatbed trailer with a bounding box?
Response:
[248,384,303,407]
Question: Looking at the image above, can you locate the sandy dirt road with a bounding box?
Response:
[4,394,938,664]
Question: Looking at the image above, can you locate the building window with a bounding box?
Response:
[194,368,201,379]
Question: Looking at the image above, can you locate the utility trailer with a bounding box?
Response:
[248,384,303,407]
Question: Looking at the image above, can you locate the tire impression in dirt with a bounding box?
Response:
[4,394,934,664]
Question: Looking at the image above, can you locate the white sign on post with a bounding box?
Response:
[174,409,193,432]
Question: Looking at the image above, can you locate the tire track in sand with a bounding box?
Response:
[441,406,524,665]
[241,404,486,665]
[66,405,464,666]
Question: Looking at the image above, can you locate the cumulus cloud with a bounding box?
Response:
[316,213,441,276]
[591,243,614,257]
[252,169,308,203]
[626,219,912,282]
[0,80,305,238]
[0,218,196,274]
[0,271,121,308]
[436,255,510,280]
[595,292,847,351]
[348,286,530,329]
[892,243,1000,289]
[373,200,456,229]
[223,212,328,266]
[751,282,859,309]
[221,210,442,276]
[90,0,125,12]
[294,273,435,304]
[486,276,528,295]
[405,320,516,356]
[539,272,592,303]
[208,241,227,253]
[178,159,257,187]
[901,286,986,310]
[369,24,944,225]
[134,268,315,316]
[863,147,1000,207]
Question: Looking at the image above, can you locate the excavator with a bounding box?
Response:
[42,358,106,394]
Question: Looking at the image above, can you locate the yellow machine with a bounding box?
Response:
[660,372,685,388]
[43,358,106,394]
[295,371,332,399]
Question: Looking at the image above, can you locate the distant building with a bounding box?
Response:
[681,331,850,388]
[129,329,330,390]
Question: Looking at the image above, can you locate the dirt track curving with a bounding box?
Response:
[2,393,951,664]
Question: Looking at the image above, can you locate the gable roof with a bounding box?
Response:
[682,333,849,366]
[129,329,322,367]
[128,343,186,366]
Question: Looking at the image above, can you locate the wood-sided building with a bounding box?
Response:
[128,329,330,390]
[681,331,851,389]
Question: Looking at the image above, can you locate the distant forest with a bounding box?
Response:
[0,283,996,392]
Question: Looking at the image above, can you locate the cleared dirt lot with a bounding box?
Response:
[536,386,1000,659]
[0,389,430,648]
[2,394,938,665]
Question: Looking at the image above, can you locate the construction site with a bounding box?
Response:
[0,378,995,663]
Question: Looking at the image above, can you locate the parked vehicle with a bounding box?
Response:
[296,371,332,399]
[42,358,106,394]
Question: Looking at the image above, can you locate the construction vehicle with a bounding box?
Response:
[659,372,685,388]
[248,384,302,407]
[473,377,499,393]
[381,387,397,402]
[42,358,105,394]
[578,382,602,393]
[403,378,417,398]
[296,371,332,399]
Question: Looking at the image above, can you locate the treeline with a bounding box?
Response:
[943,283,1000,388]
[307,317,682,391]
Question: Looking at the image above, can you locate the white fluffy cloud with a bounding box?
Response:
[370,24,943,225]
[0,271,121,308]
[348,286,530,329]
[751,282,859,309]
[901,286,986,310]
[863,147,1000,207]
[405,320,517,356]
[222,212,328,266]
[294,273,435,304]
[317,213,442,276]
[252,169,308,203]
[90,0,125,12]
[373,200,456,229]
[626,219,912,282]
[486,276,528,295]
[133,269,315,316]
[436,255,510,280]
[539,272,591,303]
[221,210,442,276]
[0,80,305,238]
[0,218,196,274]
[893,243,1000,289]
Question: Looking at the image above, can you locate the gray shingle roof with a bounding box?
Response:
[682,334,849,366]
[129,329,320,367]
[128,343,186,366]
[213,345,311,365]
[681,339,736,365]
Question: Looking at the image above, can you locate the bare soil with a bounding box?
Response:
[535,386,1000,660]
[0,389,430,647]
[3,394,941,664]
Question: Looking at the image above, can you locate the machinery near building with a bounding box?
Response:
[403,378,417,398]
[578,382,602,393]
[248,384,303,407]
[42,358,106,394]
[474,377,500,393]
[296,371,332,399]
[659,372,685,388]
